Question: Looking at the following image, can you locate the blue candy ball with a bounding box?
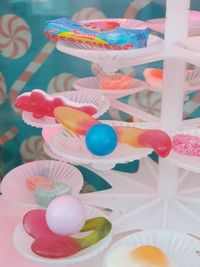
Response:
[85,124,117,156]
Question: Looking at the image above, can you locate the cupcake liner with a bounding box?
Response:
[73,77,146,98]
[13,206,113,265]
[49,121,153,170]
[103,230,200,267]
[1,160,84,207]
[22,91,109,128]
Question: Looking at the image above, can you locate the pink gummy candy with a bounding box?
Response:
[26,176,53,191]
[99,74,133,90]
[14,89,97,119]
[23,209,54,238]
[32,235,80,258]
[23,209,80,258]
[172,134,200,157]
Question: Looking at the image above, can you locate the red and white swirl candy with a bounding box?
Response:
[0,14,32,59]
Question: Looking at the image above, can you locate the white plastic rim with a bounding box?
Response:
[103,230,200,267]
[49,120,153,170]
[56,19,147,51]
[73,77,147,98]
[147,12,200,35]
[56,35,164,71]
[13,206,113,265]
[22,91,109,128]
[1,160,84,207]
[168,128,200,173]
[176,36,200,53]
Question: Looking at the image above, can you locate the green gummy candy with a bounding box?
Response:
[34,182,71,208]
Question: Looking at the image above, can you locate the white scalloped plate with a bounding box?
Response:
[73,77,147,98]
[13,206,113,265]
[22,91,109,128]
[49,121,153,170]
[103,230,200,267]
[1,160,84,207]
[168,128,200,173]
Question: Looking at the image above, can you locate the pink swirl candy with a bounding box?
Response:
[172,134,200,157]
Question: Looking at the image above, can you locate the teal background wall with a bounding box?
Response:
[0,0,200,181]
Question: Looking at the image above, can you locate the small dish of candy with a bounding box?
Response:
[14,202,112,265]
[14,90,109,128]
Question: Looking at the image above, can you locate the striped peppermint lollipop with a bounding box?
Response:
[128,90,161,117]
[0,73,6,105]
[47,73,77,94]
[0,14,32,59]
[20,136,48,163]
[124,0,151,18]
[72,7,105,21]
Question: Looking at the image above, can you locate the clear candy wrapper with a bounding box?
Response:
[44,18,149,50]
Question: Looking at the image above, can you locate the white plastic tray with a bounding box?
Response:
[57,35,164,71]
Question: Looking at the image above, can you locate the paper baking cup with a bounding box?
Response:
[103,230,200,267]
[22,91,109,128]
[1,160,84,207]
[13,206,113,265]
[73,77,146,98]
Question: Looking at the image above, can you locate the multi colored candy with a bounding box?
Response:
[34,183,71,208]
[99,73,134,90]
[45,18,149,50]
[172,134,200,157]
[54,106,172,158]
[26,176,72,208]
[23,209,112,258]
[14,89,98,119]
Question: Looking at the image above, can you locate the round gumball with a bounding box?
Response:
[85,124,117,156]
[46,195,86,236]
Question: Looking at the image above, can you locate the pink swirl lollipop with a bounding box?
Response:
[47,73,77,94]
[72,7,105,21]
[20,136,48,163]
[0,14,31,59]
[172,134,200,157]
[0,73,6,105]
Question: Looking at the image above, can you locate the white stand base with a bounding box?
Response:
[79,157,200,236]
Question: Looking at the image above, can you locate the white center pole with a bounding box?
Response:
[158,0,190,201]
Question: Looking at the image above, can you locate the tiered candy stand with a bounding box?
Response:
[1,0,200,266]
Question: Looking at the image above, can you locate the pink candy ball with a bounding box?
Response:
[46,195,86,236]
